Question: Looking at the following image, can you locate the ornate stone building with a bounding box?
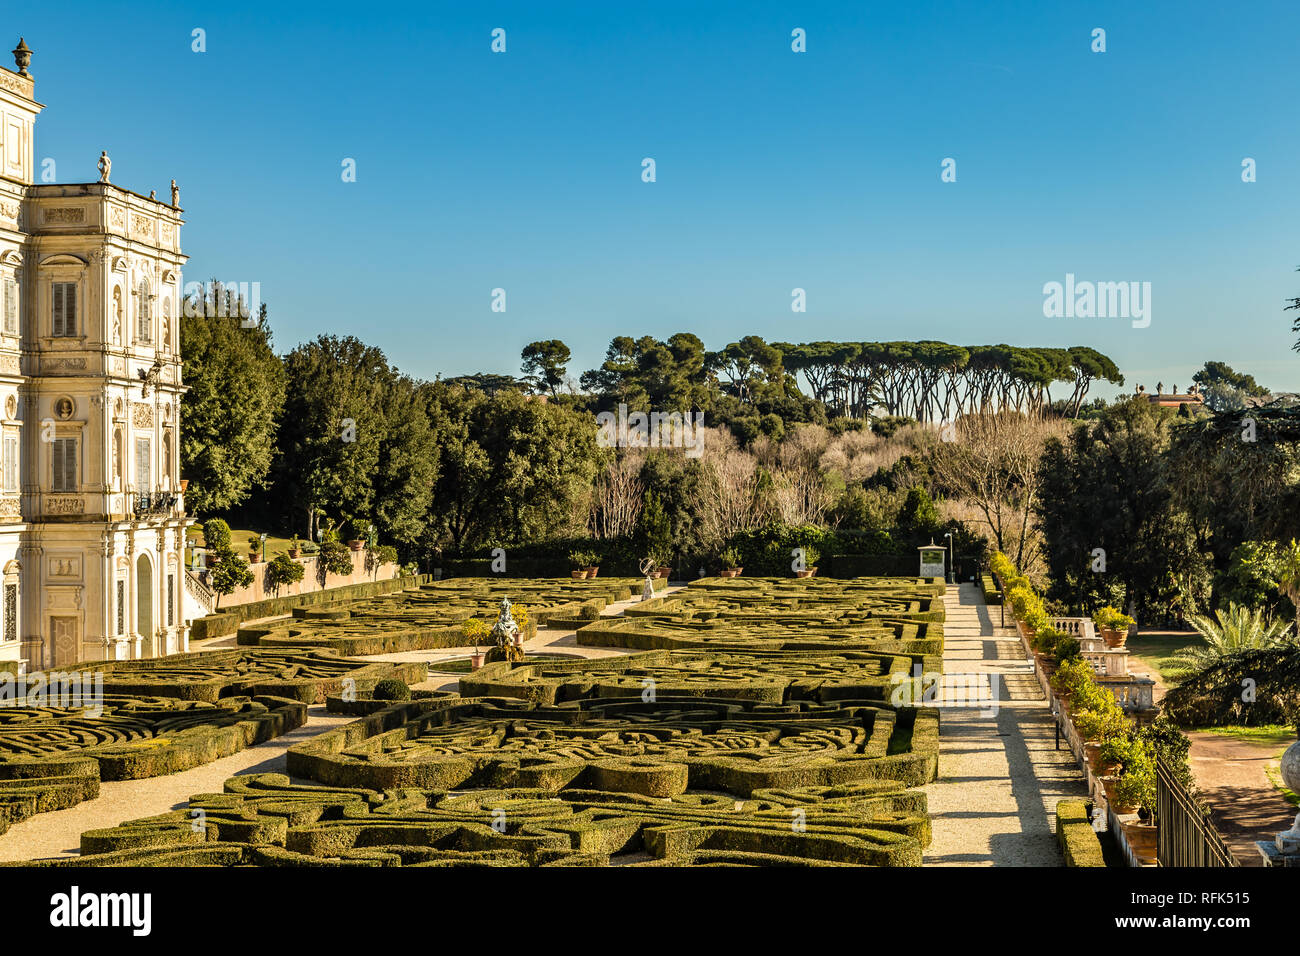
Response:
[0,40,189,669]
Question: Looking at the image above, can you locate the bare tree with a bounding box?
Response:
[588,453,644,539]
[930,412,1066,569]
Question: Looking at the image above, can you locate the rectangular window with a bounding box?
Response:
[135,437,151,491]
[116,579,125,635]
[167,573,174,627]
[51,282,76,336]
[51,437,77,492]
[3,437,16,492]
[3,278,16,335]
[3,584,15,643]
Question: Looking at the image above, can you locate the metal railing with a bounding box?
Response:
[1156,756,1238,867]
[134,491,178,516]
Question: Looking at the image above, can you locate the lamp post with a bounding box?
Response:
[944,532,953,584]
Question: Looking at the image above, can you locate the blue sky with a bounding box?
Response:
[16,0,1300,395]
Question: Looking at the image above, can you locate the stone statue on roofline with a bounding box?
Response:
[484,596,525,664]
[98,150,111,184]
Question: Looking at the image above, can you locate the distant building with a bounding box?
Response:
[1134,383,1205,409]
[0,40,190,669]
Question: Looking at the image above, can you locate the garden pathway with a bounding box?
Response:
[921,583,1088,865]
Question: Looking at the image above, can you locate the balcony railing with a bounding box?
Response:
[134,491,178,516]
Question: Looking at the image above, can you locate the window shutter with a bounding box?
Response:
[3,279,15,334]
[136,438,151,491]
[51,283,64,336]
[65,440,77,491]
[66,284,76,336]
[50,439,62,491]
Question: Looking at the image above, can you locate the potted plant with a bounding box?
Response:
[795,544,820,578]
[347,518,370,552]
[718,546,743,577]
[655,556,673,579]
[463,618,489,670]
[288,535,302,559]
[568,551,593,579]
[203,518,232,568]
[1093,606,1135,648]
[248,536,263,564]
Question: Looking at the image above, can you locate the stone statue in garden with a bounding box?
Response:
[484,596,525,664]
[640,557,656,601]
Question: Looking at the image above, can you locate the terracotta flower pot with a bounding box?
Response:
[1084,742,1102,773]
[1101,776,1136,814]
[584,566,599,578]
[657,566,672,579]
[571,569,588,579]
[1122,820,1158,862]
[288,549,300,559]
[249,552,262,564]
[348,539,364,552]
[795,567,818,578]
[1101,627,1128,648]
[470,653,485,671]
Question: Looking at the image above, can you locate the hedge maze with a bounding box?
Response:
[51,649,427,704]
[459,649,935,705]
[16,575,947,867]
[0,695,305,836]
[236,577,662,655]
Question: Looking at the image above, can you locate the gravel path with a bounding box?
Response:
[921,583,1088,866]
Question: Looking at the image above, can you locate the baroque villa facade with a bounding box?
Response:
[0,42,189,669]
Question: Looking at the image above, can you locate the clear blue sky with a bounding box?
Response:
[17,0,1300,395]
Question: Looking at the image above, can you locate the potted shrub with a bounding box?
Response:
[288,535,302,559]
[463,618,489,670]
[203,518,232,567]
[266,553,305,594]
[1093,606,1135,648]
[248,536,263,564]
[568,551,593,579]
[347,519,370,552]
[719,547,743,577]
[795,544,820,578]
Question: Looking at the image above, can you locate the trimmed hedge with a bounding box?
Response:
[1056,800,1106,867]
[190,573,426,640]
[32,649,425,705]
[0,695,306,834]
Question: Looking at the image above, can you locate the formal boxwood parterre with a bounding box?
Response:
[0,695,305,836]
[24,768,929,867]
[30,650,426,705]
[15,573,950,867]
[235,577,662,655]
[458,649,937,705]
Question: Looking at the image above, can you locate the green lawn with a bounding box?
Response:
[1126,631,1207,685]
[185,526,308,562]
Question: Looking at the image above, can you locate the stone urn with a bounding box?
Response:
[1278,741,1300,855]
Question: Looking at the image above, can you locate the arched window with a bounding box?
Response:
[137,279,152,343]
